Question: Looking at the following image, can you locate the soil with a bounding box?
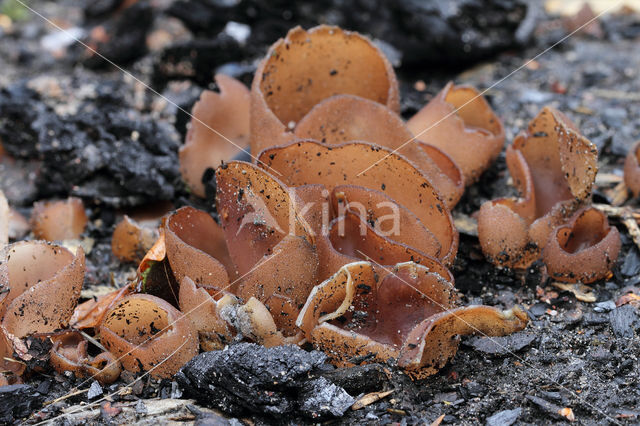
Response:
[1,0,639,424]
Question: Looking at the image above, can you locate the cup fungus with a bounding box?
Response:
[50,331,121,384]
[180,74,251,197]
[258,140,459,266]
[31,197,88,241]
[250,25,399,155]
[297,261,528,378]
[542,207,621,283]
[293,94,464,207]
[0,241,85,340]
[99,294,198,378]
[112,215,160,263]
[624,141,640,198]
[406,82,505,184]
[478,106,600,269]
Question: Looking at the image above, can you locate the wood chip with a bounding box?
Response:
[551,282,596,302]
[351,389,394,410]
[430,414,445,426]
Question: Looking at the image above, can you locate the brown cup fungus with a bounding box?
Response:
[112,215,160,263]
[478,106,601,270]
[50,331,121,384]
[543,207,621,283]
[31,197,88,241]
[297,261,528,378]
[180,74,251,197]
[0,241,84,375]
[99,294,199,378]
[624,141,640,198]
[258,140,458,266]
[407,82,505,184]
[250,25,399,155]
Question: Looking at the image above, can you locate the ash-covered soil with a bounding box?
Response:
[1,1,640,424]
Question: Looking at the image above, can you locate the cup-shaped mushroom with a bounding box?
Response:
[332,185,442,259]
[296,262,455,368]
[0,241,85,339]
[478,106,598,269]
[328,212,453,283]
[624,141,640,198]
[216,161,314,275]
[543,207,621,283]
[407,82,505,184]
[99,294,198,378]
[258,140,458,266]
[50,331,122,384]
[398,305,529,378]
[165,206,234,290]
[250,25,399,154]
[179,276,238,351]
[293,94,464,207]
[180,74,251,197]
[297,261,528,377]
[237,234,318,312]
[112,215,159,263]
[31,197,88,241]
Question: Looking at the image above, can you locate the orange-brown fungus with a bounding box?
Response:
[297,261,528,378]
[478,106,598,268]
[250,25,399,154]
[112,215,159,263]
[0,242,85,340]
[292,95,464,207]
[31,197,88,241]
[407,82,505,184]
[179,276,238,351]
[543,207,621,283]
[259,140,458,266]
[165,206,233,289]
[624,141,640,197]
[180,74,250,197]
[99,294,198,378]
[71,286,132,330]
[50,331,121,384]
[215,160,314,274]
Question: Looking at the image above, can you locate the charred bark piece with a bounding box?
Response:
[176,343,353,418]
[0,384,44,424]
[0,81,180,207]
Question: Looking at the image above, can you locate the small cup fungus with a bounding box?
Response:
[542,207,621,283]
[31,197,88,241]
[50,331,121,384]
[297,261,528,378]
[180,74,251,197]
[407,82,505,184]
[478,106,602,269]
[250,25,399,155]
[99,294,198,378]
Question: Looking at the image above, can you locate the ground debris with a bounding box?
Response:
[526,395,575,422]
[0,79,180,207]
[176,343,353,419]
[352,389,394,410]
[0,384,45,423]
[609,304,639,338]
[486,407,522,426]
[463,331,536,356]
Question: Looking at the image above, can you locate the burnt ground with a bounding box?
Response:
[1,0,640,424]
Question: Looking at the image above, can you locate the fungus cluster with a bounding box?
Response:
[3,24,622,387]
[477,107,621,282]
